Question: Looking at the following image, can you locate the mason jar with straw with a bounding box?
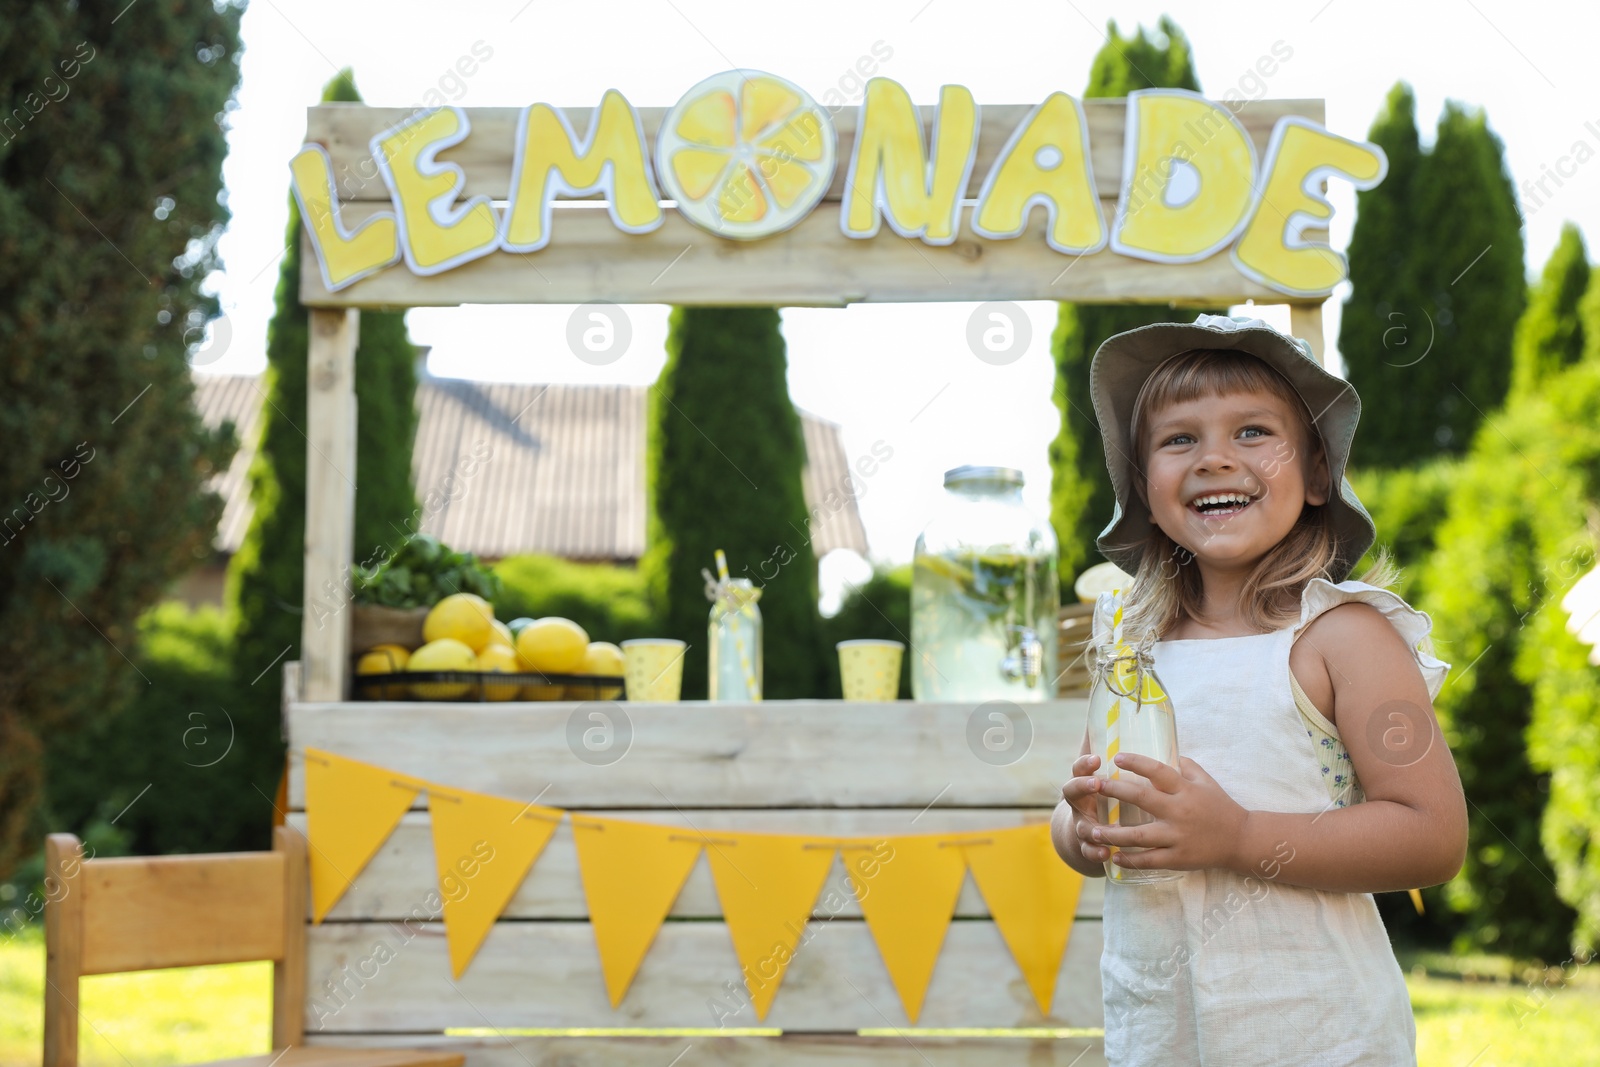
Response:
[704,550,763,702]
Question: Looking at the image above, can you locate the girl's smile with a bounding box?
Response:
[1143,387,1329,571]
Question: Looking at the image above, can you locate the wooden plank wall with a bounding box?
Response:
[287,699,1104,1064]
[298,99,1325,307]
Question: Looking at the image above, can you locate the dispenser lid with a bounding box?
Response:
[943,465,1024,488]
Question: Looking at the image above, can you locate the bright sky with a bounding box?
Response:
[200,0,1598,607]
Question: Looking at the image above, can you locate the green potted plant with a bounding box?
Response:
[350,533,505,651]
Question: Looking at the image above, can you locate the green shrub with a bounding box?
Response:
[1421,360,1600,959]
[1512,360,1600,955]
[820,566,913,698]
[43,603,261,857]
[494,554,660,644]
[1348,455,1462,603]
[1,817,130,937]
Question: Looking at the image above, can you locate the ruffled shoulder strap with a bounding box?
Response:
[1292,578,1451,701]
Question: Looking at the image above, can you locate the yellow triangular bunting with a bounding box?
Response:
[847,835,968,1024]
[305,748,421,922]
[428,787,563,978]
[572,816,703,1007]
[704,832,837,1020]
[954,824,1083,1015]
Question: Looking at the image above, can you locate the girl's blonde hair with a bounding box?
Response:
[1114,348,1399,642]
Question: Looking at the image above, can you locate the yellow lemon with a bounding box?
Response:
[1075,561,1134,605]
[520,683,567,701]
[515,617,590,674]
[485,619,514,650]
[408,638,476,700]
[356,643,410,700]
[475,644,523,702]
[1111,656,1167,703]
[568,641,625,700]
[423,593,495,652]
[657,70,836,240]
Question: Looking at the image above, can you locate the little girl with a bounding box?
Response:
[1050,313,1467,1065]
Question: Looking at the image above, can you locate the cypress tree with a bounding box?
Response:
[1509,223,1588,400]
[1350,101,1523,467]
[226,70,419,845]
[1050,18,1209,586]
[0,1,241,874]
[644,307,823,700]
[1420,107,1529,454]
[1340,82,1424,469]
[1581,257,1600,368]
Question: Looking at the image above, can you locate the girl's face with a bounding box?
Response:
[1141,386,1329,573]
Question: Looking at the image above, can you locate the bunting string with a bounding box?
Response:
[300,747,1084,1022]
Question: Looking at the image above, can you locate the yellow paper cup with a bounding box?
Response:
[837,639,904,701]
[621,639,688,702]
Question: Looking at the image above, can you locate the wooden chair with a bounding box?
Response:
[43,826,464,1067]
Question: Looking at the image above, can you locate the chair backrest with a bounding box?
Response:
[43,825,308,1067]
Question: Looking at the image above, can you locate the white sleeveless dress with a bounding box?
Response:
[1097,578,1452,1066]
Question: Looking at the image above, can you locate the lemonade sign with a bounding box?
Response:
[291,72,1386,300]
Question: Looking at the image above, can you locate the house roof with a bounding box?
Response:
[192,373,868,563]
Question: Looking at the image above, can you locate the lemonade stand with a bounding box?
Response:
[280,71,1378,1064]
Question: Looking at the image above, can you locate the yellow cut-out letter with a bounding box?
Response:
[1233,117,1388,297]
[289,144,400,291]
[1112,89,1257,263]
[971,92,1104,254]
[502,89,663,253]
[372,106,499,275]
[841,79,978,246]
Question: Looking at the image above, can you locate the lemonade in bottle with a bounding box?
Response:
[1087,589,1183,884]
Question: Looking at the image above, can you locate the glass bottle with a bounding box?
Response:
[911,466,1059,702]
[708,578,763,701]
[1086,592,1183,884]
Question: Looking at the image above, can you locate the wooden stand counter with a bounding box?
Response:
[283,667,1106,1063]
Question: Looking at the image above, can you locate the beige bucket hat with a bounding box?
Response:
[1089,313,1376,582]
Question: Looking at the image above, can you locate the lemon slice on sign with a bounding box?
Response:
[657,70,837,239]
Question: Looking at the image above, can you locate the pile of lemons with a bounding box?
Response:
[356,593,623,702]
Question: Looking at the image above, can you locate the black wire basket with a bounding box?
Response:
[351,667,626,702]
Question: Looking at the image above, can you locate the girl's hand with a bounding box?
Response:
[1093,753,1250,873]
[1060,753,1111,866]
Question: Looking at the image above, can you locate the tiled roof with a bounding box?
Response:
[193,373,868,563]
[193,372,266,558]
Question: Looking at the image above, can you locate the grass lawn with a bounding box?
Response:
[2,928,271,1067]
[3,926,1597,1065]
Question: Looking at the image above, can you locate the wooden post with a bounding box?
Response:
[1289,301,1327,369]
[301,308,359,703]
[271,825,308,1046]
[42,834,84,1067]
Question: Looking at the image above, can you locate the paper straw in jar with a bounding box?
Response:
[1106,588,1124,880]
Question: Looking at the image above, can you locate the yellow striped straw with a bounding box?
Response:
[714,549,760,699]
[1107,588,1124,880]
